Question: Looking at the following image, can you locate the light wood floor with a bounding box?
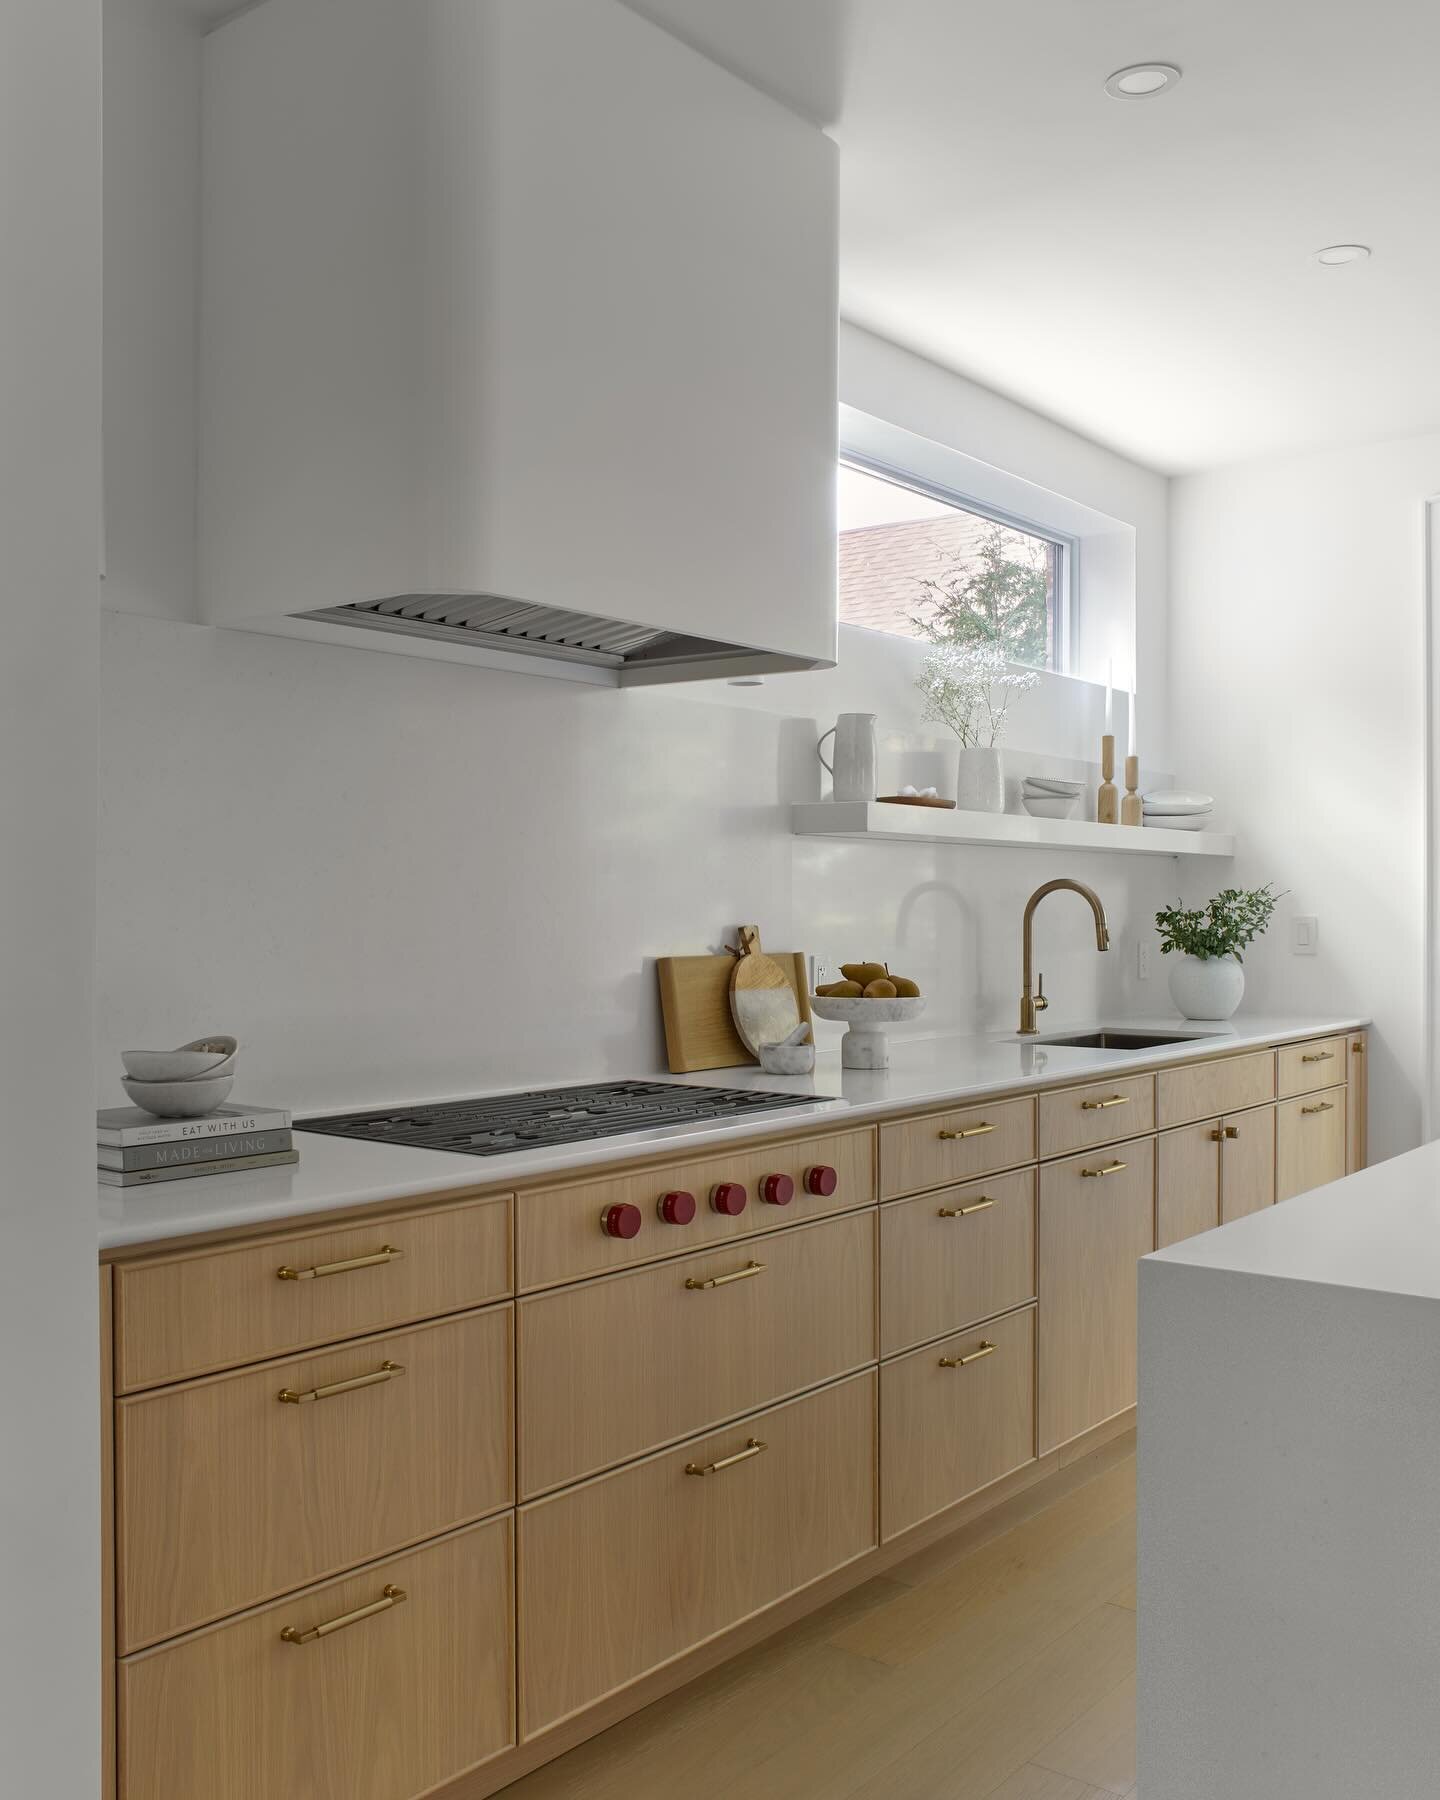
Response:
[502,1432,1138,1800]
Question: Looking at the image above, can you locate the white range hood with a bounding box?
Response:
[199,0,839,686]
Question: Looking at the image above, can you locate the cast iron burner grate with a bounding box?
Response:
[297,1080,813,1158]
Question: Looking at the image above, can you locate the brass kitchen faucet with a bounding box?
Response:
[1019,879,1110,1034]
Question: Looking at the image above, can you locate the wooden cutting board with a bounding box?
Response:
[657,930,812,1073]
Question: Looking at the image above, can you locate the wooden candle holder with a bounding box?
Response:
[1097,735,1119,825]
[1121,755,1142,827]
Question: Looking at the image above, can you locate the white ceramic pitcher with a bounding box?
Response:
[817,712,879,802]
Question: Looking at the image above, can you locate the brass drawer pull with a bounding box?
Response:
[1209,1125,1241,1141]
[1080,1094,1131,1111]
[1301,1051,1335,1063]
[938,1197,997,1218]
[1080,1160,1128,1179]
[278,1360,404,1405]
[938,1123,995,1140]
[1300,1101,1335,1116]
[280,1584,407,1645]
[685,1437,767,1477]
[685,1259,765,1291]
[939,1339,997,1369]
[276,1244,403,1282]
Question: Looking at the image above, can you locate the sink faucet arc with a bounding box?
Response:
[1019,878,1111,1035]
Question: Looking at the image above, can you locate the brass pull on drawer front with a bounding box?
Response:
[1080,1160,1128,1179]
[684,1260,766,1291]
[939,1339,997,1369]
[685,1437,767,1477]
[1210,1125,1241,1141]
[1300,1101,1335,1115]
[1301,1051,1336,1063]
[276,1244,404,1282]
[280,1584,407,1645]
[1080,1094,1131,1111]
[278,1360,405,1405]
[938,1123,995,1140]
[937,1197,997,1218]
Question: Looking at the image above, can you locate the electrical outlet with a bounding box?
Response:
[1137,935,1154,981]
[1292,915,1319,956]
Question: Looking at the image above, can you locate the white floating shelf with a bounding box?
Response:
[792,801,1235,859]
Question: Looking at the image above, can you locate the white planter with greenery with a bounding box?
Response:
[1156,885,1280,1022]
[916,644,1037,813]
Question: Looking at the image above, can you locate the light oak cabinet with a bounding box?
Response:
[1347,1032,1368,1172]
[119,1516,515,1800]
[1277,1088,1348,1201]
[1038,1072,1155,1160]
[881,1304,1035,1539]
[517,1372,877,1737]
[1156,1050,1274,1129]
[1157,1106,1276,1251]
[879,1168,1035,1357]
[1038,1136,1156,1455]
[879,1096,1036,1199]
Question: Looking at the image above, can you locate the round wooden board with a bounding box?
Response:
[728,926,801,1055]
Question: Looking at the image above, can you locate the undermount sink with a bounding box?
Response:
[1038,1029,1209,1050]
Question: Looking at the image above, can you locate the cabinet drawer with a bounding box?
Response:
[879,1097,1035,1200]
[518,1372,876,1736]
[1039,1073,1154,1160]
[1276,1090,1347,1201]
[1038,1136,1155,1455]
[880,1168,1035,1357]
[1156,1051,1275,1128]
[114,1194,512,1393]
[881,1305,1035,1540]
[119,1515,514,1800]
[116,1305,512,1652]
[518,1127,875,1291]
[518,1210,874,1496]
[1277,1036,1347,1098]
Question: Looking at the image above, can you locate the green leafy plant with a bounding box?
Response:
[913,523,1052,667]
[1155,885,1281,963]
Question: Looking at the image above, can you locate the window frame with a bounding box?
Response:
[838,449,1080,676]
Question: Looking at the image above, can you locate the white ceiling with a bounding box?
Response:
[185,0,1440,473]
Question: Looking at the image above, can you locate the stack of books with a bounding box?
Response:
[97,1103,296,1187]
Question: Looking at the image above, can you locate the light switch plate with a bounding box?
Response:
[1292,915,1319,955]
[1137,936,1154,980]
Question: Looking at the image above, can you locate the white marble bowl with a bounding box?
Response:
[809,995,926,1069]
[121,1036,238,1082]
[121,1073,235,1118]
[758,1041,817,1076]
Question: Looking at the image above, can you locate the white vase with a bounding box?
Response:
[1168,953,1245,1021]
[956,745,1005,813]
[817,712,879,802]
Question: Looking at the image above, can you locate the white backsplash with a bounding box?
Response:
[96,611,1181,1111]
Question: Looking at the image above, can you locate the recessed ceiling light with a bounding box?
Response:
[1105,63,1182,100]
[1314,243,1371,267]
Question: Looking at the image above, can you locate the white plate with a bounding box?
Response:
[1141,790,1215,815]
[1142,811,1212,832]
[1022,776,1084,796]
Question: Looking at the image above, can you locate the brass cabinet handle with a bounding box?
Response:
[937,1197,997,1218]
[685,1260,765,1291]
[939,1339,997,1369]
[1300,1101,1335,1116]
[1080,1094,1130,1111]
[1080,1160,1128,1179]
[938,1123,995,1140]
[278,1360,404,1405]
[1301,1051,1335,1063]
[277,1244,403,1282]
[280,1584,407,1645]
[685,1437,767,1477]
[1209,1125,1241,1141]
[1351,1040,1365,1054]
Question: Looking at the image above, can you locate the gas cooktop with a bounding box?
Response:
[297,1080,816,1158]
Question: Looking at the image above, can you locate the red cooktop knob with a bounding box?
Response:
[658,1189,697,1225]
[804,1165,839,1197]
[760,1172,795,1207]
[600,1202,643,1240]
[710,1181,747,1216]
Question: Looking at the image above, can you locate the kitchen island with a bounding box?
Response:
[100,1015,1367,1800]
[1138,1136,1440,1800]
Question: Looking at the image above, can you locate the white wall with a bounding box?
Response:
[1170,432,1440,1163]
[0,1,102,1790]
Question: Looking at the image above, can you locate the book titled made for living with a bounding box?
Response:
[96,1103,291,1149]
[98,1128,293,1173]
[98,1149,300,1188]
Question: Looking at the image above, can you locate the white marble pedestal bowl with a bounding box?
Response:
[808,995,926,1069]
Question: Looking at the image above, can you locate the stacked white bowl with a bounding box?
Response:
[1021,774,1084,819]
[120,1035,238,1118]
[1142,790,1215,831]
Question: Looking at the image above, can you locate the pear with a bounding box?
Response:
[890,977,921,998]
[840,961,889,985]
[817,979,864,998]
[863,978,898,998]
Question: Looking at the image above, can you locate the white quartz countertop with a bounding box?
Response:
[99,1013,1366,1251]
[1149,1133,1440,1304]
